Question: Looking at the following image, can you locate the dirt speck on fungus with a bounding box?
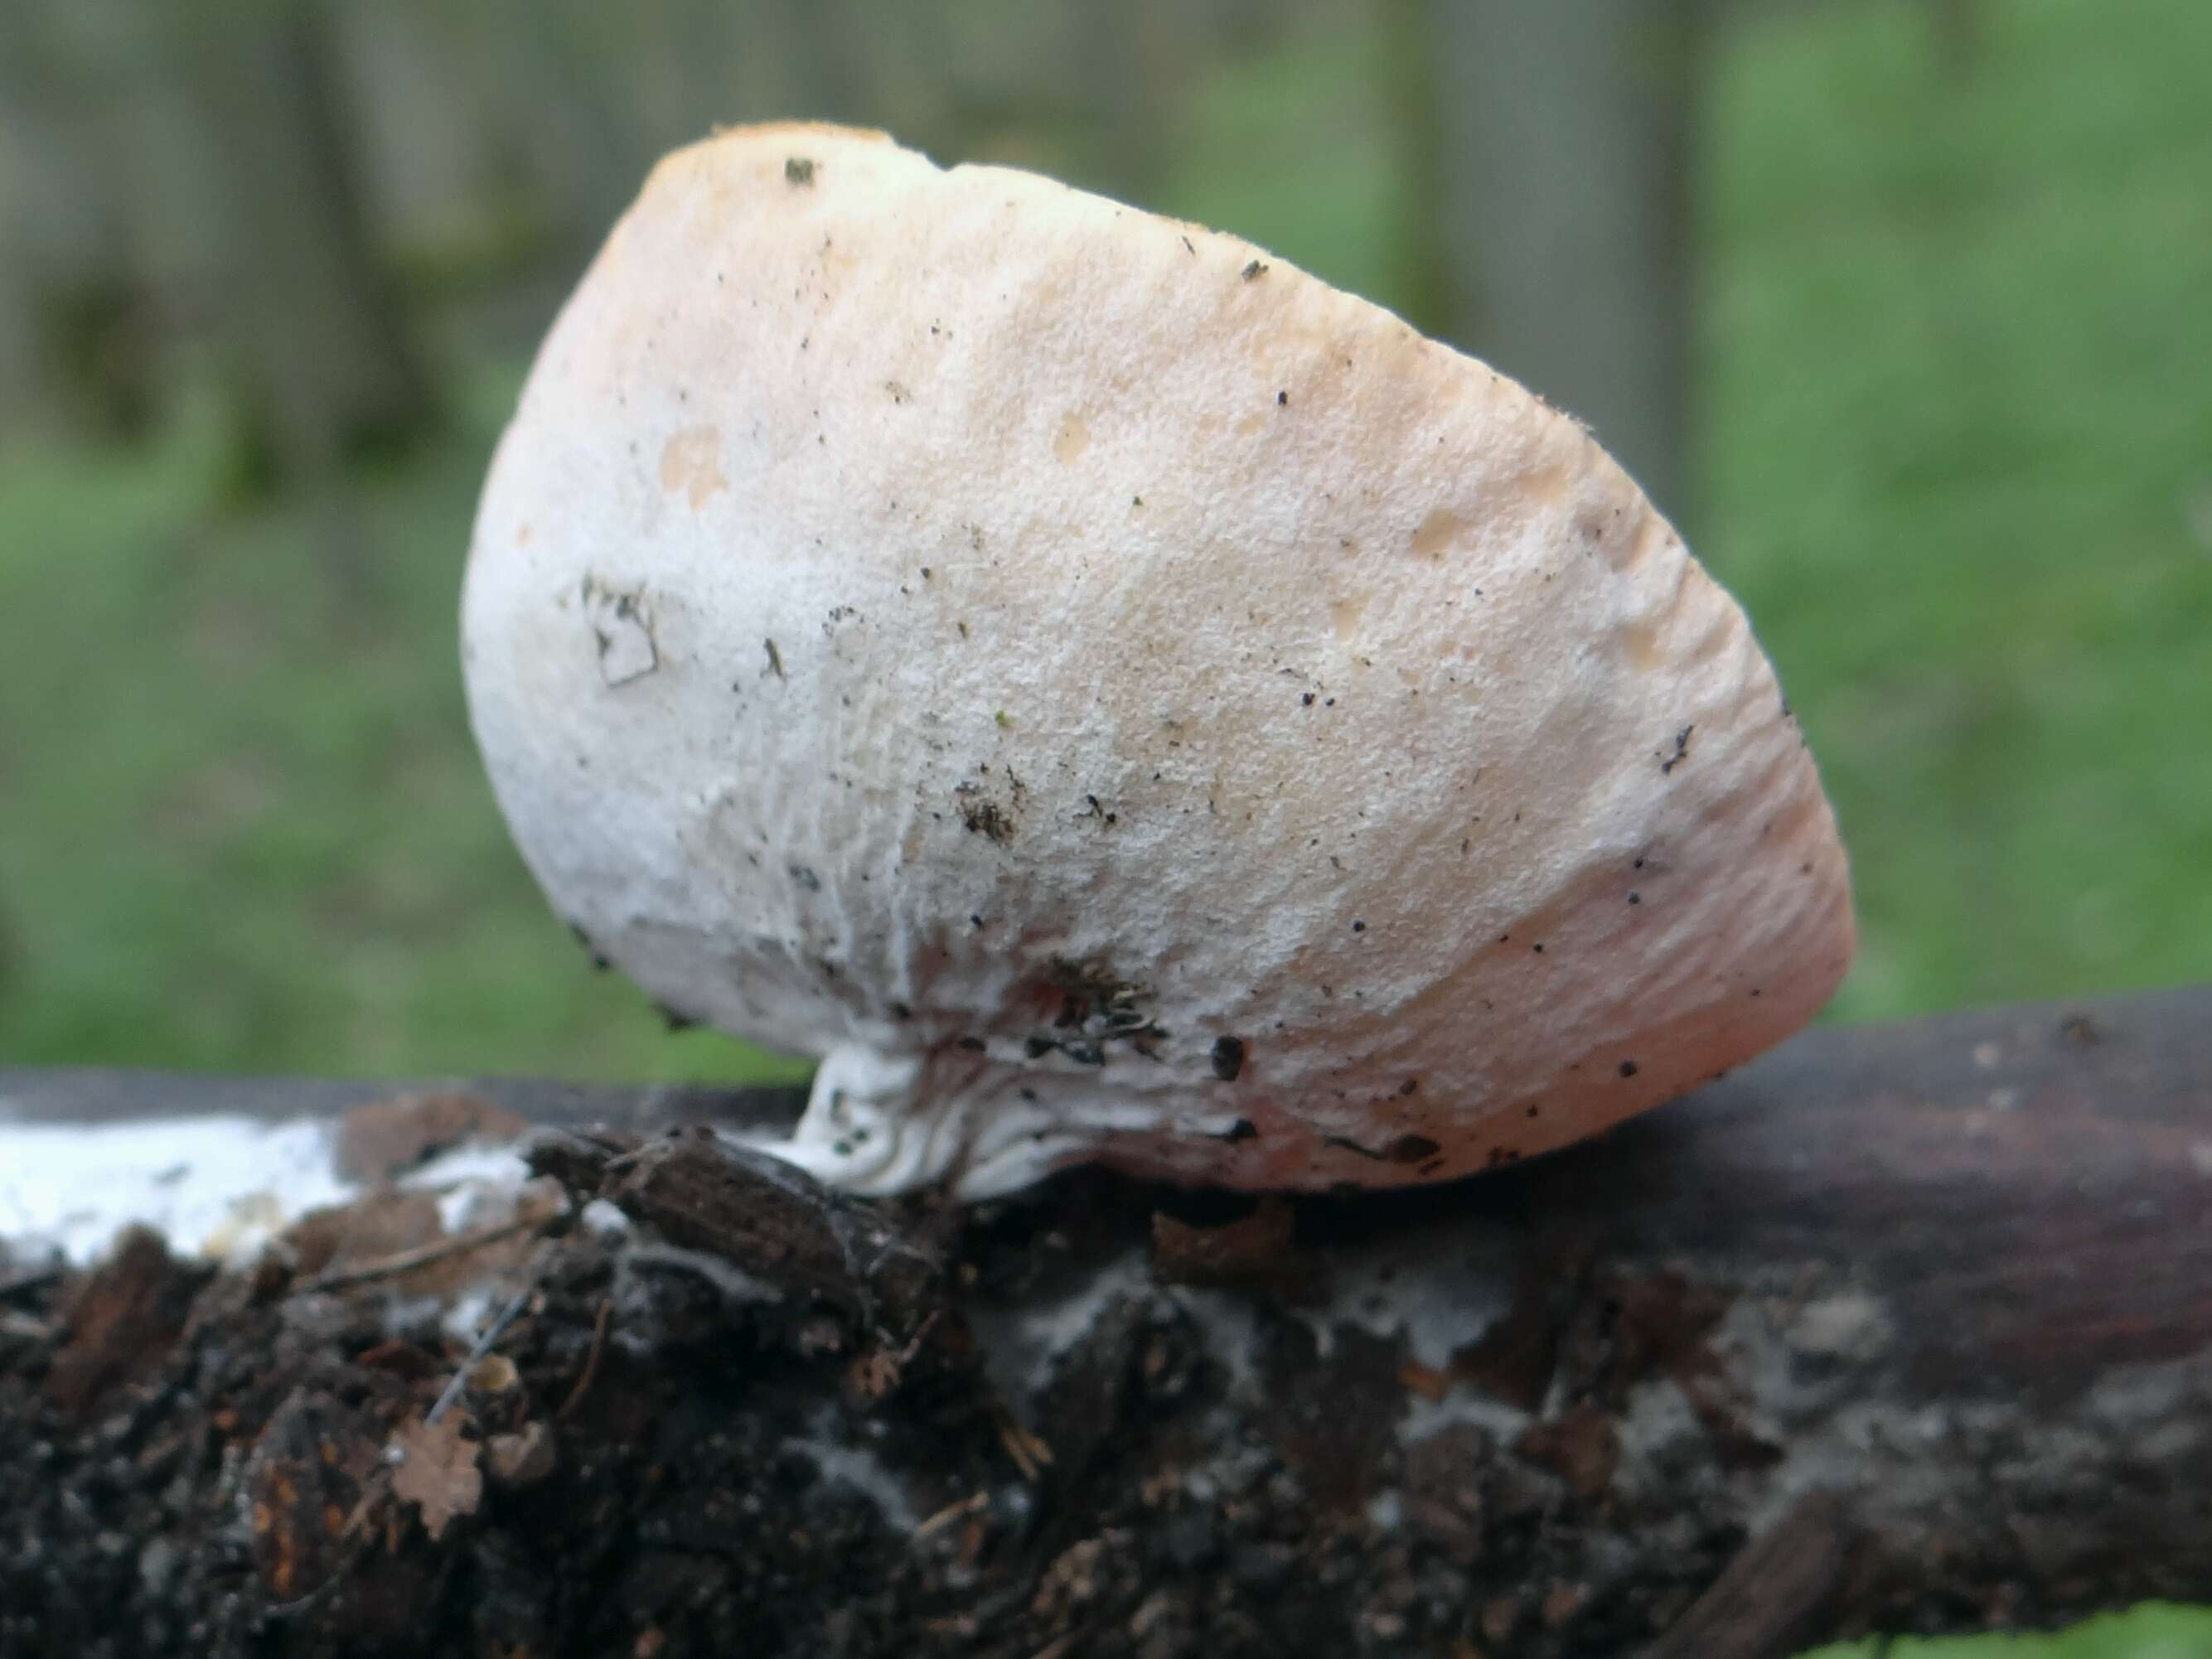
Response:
[567,922,612,972]
[1017,957,1168,1066]
[1211,1036,1247,1081]
[956,794,1014,844]
[954,769,1024,844]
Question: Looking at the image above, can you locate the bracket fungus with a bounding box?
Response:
[462,123,1855,1199]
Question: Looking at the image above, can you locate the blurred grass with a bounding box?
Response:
[1801,1604,2212,1659]
[0,369,803,1086]
[1702,0,2212,1022]
[2,0,2209,1105]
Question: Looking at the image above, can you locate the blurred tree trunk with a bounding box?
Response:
[0,0,202,440]
[1076,0,1176,192]
[1383,0,1452,341]
[0,255,31,440]
[170,0,435,491]
[1418,0,1702,525]
[0,7,41,434]
[444,0,640,246]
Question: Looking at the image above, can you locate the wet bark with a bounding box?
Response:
[1420,0,1703,522]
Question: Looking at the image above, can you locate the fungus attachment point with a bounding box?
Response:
[765,1048,1139,1199]
[463,123,1856,1198]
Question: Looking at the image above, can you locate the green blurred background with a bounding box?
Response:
[0,2,2206,1647]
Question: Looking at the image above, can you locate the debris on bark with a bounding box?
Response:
[0,986,2207,1657]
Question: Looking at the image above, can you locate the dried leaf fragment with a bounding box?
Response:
[390,1414,482,1540]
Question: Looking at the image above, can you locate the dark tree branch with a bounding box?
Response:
[3,984,2209,1655]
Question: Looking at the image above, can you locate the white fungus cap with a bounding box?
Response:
[462,123,1856,1199]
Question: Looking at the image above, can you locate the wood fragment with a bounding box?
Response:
[556,1296,612,1420]
[527,1125,944,1335]
[912,1491,988,1540]
[1643,1493,1856,1659]
[995,1408,1054,1483]
[294,1212,545,1294]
